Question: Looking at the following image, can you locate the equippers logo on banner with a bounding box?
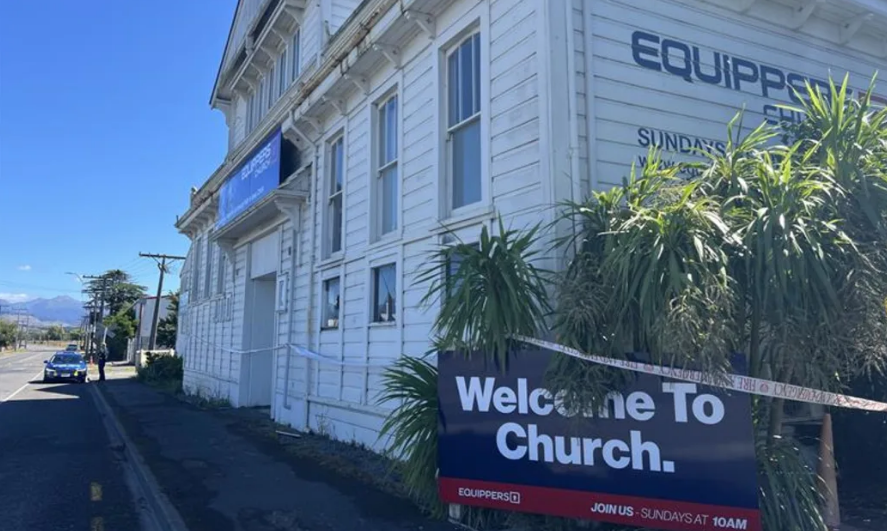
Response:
[438,349,762,531]
[217,129,282,229]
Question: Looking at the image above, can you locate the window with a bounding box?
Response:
[277,50,288,99]
[250,91,258,131]
[276,273,289,312]
[445,243,478,300]
[326,136,344,255]
[215,249,226,295]
[372,263,396,323]
[246,92,256,133]
[446,32,482,210]
[376,94,398,237]
[191,237,202,300]
[204,242,213,298]
[322,277,340,329]
[446,250,465,299]
[266,66,275,110]
[259,76,267,118]
[290,29,301,83]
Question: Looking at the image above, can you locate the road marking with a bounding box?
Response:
[1,371,44,403]
[91,482,103,502]
[21,353,41,364]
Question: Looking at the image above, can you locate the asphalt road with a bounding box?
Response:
[0,347,141,531]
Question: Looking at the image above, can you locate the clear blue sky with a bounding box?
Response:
[0,0,236,303]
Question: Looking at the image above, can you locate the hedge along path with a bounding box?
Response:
[512,335,887,414]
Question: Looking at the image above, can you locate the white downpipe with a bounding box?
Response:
[560,14,584,359]
[583,2,597,194]
[283,202,301,409]
[303,147,320,428]
[564,0,582,218]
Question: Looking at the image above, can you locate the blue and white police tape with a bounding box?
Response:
[511,334,887,413]
[178,332,391,368]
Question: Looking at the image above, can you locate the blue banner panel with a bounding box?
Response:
[217,129,282,229]
[438,349,761,531]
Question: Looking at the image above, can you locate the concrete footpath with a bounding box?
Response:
[97,372,461,531]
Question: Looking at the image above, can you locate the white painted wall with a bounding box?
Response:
[134,296,173,348]
[263,0,554,448]
[329,0,361,35]
[584,0,887,189]
[229,0,326,149]
[221,0,265,74]
[180,0,887,449]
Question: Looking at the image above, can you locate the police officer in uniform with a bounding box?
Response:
[98,342,107,382]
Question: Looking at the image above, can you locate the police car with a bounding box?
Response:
[43,352,88,383]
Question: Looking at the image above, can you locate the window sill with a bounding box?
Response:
[435,203,496,234]
[369,321,397,328]
[365,233,402,254]
[317,253,345,269]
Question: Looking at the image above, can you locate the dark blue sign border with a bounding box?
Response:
[438,349,761,531]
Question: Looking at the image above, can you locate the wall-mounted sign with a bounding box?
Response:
[217,129,282,228]
[589,1,886,185]
[438,349,761,531]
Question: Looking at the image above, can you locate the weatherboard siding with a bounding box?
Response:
[182,0,887,450]
[221,0,264,75]
[588,0,887,188]
[266,0,548,449]
[329,0,361,35]
[228,0,322,151]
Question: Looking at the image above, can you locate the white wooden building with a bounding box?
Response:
[175,0,887,448]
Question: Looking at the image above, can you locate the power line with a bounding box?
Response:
[138,253,186,350]
[0,280,83,294]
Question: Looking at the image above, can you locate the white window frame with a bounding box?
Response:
[290,29,301,83]
[276,273,289,312]
[250,90,258,132]
[277,48,288,99]
[204,240,213,299]
[445,32,482,214]
[215,249,226,295]
[444,240,480,301]
[246,92,254,133]
[191,236,203,301]
[370,262,397,324]
[321,275,341,330]
[372,90,400,241]
[266,64,276,111]
[251,88,259,132]
[259,75,267,118]
[436,16,489,221]
[256,79,263,123]
[325,134,345,257]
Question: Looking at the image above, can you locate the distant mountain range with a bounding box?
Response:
[0,296,84,326]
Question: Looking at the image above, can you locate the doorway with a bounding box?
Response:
[240,272,276,407]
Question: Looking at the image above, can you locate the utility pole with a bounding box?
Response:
[21,314,30,348]
[139,253,185,350]
[1,306,29,349]
[0,305,26,349]
[83,275,110,361]
[83,300,98,356]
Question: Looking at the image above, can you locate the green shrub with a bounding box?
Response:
[377,356,443,517]
[138,352,183,384]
